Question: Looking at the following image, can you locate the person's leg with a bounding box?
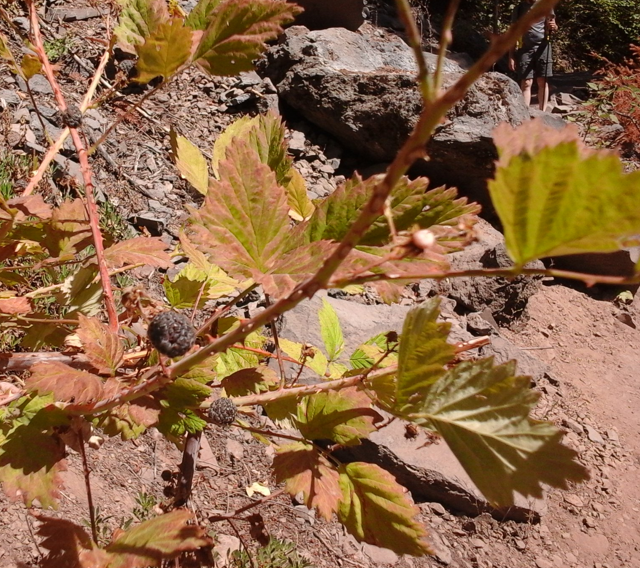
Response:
[536,75,549,110]
[520,78,533,107]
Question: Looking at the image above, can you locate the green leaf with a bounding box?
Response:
[221,366,278,397]
[76,314,124,375]
[106,510,212,566]
[212,113,292,186]
[338,462,432,556]
[170,129,210,195]
[134,18,193,83]
[21,54,42,80]
[104,236,172,269]
[273,442,342,521]
[97,397,161,440]
[164,263,237,309]
[490,119,640,266]
[161,377,212,408]
[295,388,381,446]
[350,332,399,370]
[185,0,223,30]
[193,0,299,76]
[305,174,478,247]
[285,168,314,221]
[27,362,104,404]
[318,298,344,361]
[114,0,169,54]
[56,264,103,318]
[278,337,328,377]
[0,425,66,508]
[156,407,207,444]
[179,354,219,384]
[407,359,589,505]
[396,298,455,409]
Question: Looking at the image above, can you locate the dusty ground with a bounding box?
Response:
[1,2,639,568]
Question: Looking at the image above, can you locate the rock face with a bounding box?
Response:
[288,0,364,31]
[260,26,529,208]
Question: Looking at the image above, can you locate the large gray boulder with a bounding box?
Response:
[259,26,529,210]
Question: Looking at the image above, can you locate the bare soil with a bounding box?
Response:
[0,2,639,568]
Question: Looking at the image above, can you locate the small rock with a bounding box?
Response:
[585,425,605,444]
[583,516,597,528]
[535,558,553,568]
[0,89,20,105]
[470,538,485,549]
[515,539,526,550]
[429,528,452,565]
[293,504,315,525]
[429,502,447,516]
[225,438,244,461]
[361,543,398,565]
[606,429,619,442]
[16,74,53,95]
[562,418,584,435]
[466,311,495,335]
[12,16,30,33]
[214,534,240,561]
[564,494,584,507]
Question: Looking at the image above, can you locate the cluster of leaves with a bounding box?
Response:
[576,44,640,156]
[2,0,640,565]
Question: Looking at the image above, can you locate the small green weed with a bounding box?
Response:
[230,538,313,568]
[0,151,38,200]
[100,200,135,242]
[121,491,158,530]
[43,36,72,62]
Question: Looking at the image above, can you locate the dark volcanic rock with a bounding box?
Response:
[260,26,529,212]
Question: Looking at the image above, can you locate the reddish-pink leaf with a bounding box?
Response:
[76,314,124,375]
[273,442,342,521]
[27,361,104,404]
[0,428,66,508]
[43,199,92,258]
[36,516,106,568]
[106,510,212,567]
[97,397,161,441]
[0,296,32,314]
[8,195,52,219]
[103,237,172,269]
[338,462,432,556]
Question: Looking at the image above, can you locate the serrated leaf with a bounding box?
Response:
[410,359,589,505]
[156,407,207,444]
[170,130,209,195]
[179,354,219,383]
[396,299,455,409]
[305,174,478,247]
[36,516,109,568]
[114,0,169,53]
[104,236,172,269]
[338,462,432,556]
[212,113,292,185]
[27,362,104,404]
[490,119,640,266]
[161,377,212,408]
[285,168,314,221]
[193,0,299,76]
[327,362,349,379]
[21,53,42,80]
[134,18,193,83]
[164,262,237,309]
[107,510,211,566]
[273,442,342,521]
[8,194,52,219]
[350,332,399,371]
[42,199,92,258]
[318,298,344,361]
[0,296,31,314]
[188,140,331,296]
[56,264,103,317]
[97,397,161,440]
[278,337,328,377]
[295,388,381,446]
[0,426,66,508]
[221,366,278,397]
[185,0,223,30]
[76,314,124,375]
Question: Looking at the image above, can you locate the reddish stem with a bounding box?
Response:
[26,1,119,332]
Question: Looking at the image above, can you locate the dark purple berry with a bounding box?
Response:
[208,398,237,425]
[60,105,83,128]
[147,311,196,358]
